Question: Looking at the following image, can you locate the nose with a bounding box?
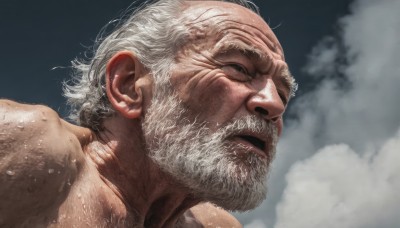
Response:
[246,81,285,122]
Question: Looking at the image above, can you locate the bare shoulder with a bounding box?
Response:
[0,99,65,139]
[0,99,91,225]
[0,99,89,156]
[188,202,242,228]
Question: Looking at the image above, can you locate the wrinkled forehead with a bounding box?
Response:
[181,1,284,58]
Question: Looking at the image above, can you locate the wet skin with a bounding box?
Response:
[0,2,294,227]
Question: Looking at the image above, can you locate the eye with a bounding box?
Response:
[229,63,249,74]
[221,63,252,81]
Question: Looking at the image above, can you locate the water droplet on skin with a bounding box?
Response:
[71,159,77,163]
[6,170,15,176]
[24,156,28,160]
[48,169,54,174]
[42,116,47,121]
[17,125,24,130]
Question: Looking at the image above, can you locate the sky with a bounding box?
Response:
[1,0,399,227]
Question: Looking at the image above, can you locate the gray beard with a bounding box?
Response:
[142,85,278,211]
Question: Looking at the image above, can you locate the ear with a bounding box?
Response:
[106,51,145,119]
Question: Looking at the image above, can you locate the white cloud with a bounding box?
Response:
[275,131,400,228]
[238,0,400,226]
[303,37,339,78]
[273,0,400,227]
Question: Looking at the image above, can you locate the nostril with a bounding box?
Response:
[255,107,268,116]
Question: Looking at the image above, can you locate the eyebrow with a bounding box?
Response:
[214,41,267,62]
[280,68,298,99]
[213,42,298,98]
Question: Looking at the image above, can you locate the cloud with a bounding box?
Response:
[273,0,400,227]
[275,131,400,228]
[238,0,400,227]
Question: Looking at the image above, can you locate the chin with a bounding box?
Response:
[205,179,267,212]
[190,150,269,211]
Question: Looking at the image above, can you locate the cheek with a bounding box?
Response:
[186,77,229,112]
[183,77,246,122]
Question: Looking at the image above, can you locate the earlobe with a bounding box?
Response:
[106,51,144,119]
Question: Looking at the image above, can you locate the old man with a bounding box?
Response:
[0,0,296,227]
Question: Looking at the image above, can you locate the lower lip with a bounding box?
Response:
[230,137,268,159]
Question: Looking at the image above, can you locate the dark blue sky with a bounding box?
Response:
[0,0,351,118]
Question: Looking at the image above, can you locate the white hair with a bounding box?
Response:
[63,0,259,130]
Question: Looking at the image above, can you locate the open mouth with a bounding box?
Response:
[237,135,266,151]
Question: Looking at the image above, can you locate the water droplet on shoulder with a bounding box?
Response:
[6,170,15,176]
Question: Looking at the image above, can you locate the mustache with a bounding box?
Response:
[220,115,278,138]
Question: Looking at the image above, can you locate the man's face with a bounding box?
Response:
[170,1,292,134]
[142,2,293,211]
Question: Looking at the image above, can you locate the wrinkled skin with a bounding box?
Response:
[171,1,292,136]
[0,1,294,227]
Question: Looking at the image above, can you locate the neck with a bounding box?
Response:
[85,116,200,227]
